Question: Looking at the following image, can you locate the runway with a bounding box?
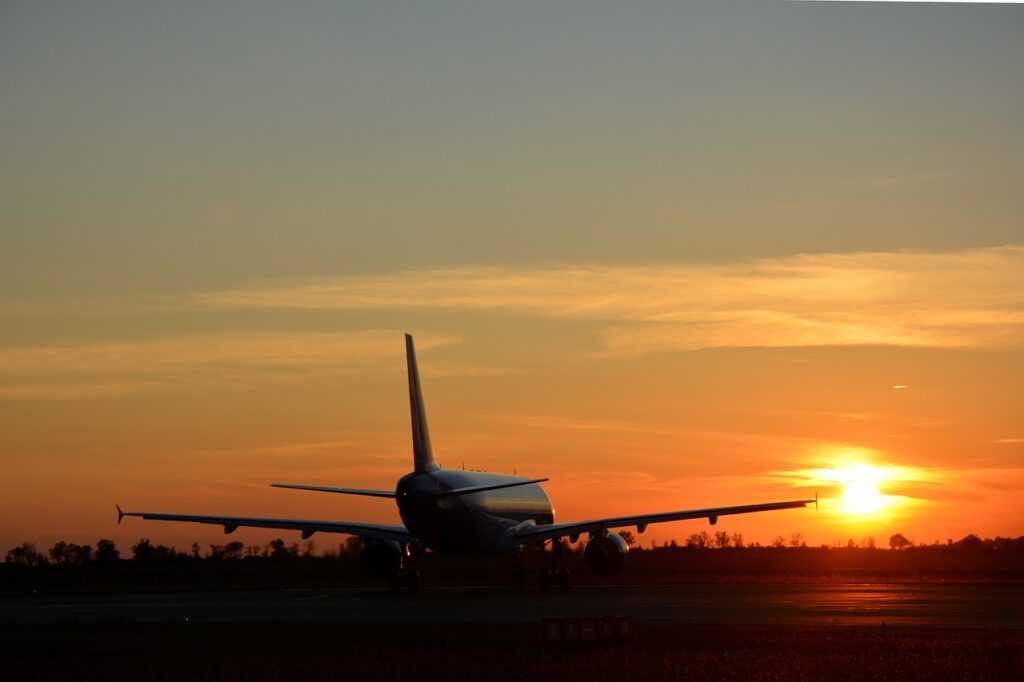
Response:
[3,583,1021,628]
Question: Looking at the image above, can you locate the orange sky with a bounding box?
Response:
[2,2,1023,554]
[3,250,1023,551]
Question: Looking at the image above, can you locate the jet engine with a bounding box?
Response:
[359,540,405,580]
[583,531,629,576]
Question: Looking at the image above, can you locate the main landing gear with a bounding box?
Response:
[389,569,420,594]
[539,567,570,592]
[539,538,570,592]
[510,539,569,591]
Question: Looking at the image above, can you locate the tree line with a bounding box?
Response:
[4,533,1021,567]
[637,531,1024,552]
[2,536,362,567]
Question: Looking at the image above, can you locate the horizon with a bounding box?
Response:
[8,528,1020,566]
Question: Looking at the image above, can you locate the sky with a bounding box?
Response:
[2,1,1022,554]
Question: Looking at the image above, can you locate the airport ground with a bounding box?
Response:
[2,583,1021,681]
[3,620,1021,681]
[3,547,1021,680]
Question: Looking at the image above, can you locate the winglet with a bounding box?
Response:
[116,504,125,525]
[815,490,819,511]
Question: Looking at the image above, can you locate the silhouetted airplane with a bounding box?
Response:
[119,334,814,591]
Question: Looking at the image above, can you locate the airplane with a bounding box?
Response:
[118,333,815,592]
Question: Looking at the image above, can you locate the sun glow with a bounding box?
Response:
[783,457,911,517]
[829,463,888,514]
[842,479,884,514]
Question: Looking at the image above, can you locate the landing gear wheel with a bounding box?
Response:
[556,567,570,592]
[539,568,552,592]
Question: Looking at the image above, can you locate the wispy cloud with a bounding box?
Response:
[0,330,458,374]
[0,330,460,400]
[502,414,680,436]
[193,246,1024,353]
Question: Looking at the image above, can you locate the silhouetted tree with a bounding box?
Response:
[5,542,46,566]
[771,536,786,548]
[190,542,202,560]
[49,541,71,565]
[889,533,911,551]
[730,533,744,549]
[618,531,636,547]
[789,533,804,548]
[992,536,1024,551]
[685,532,709,548]
[95,539,120,563]
[224,541,245,560]
[268,538,293,560]
[131,538,181,562]
[956,534,984,550]
[713,531,730,548]
[132,538,155,562]
[68,543,92,564]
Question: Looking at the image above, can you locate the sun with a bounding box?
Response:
[833,462,887,514]
[785,452,933,519]
[842,479,884,514]
[799,460,891,516]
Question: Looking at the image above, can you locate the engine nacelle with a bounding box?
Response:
[359,540,404,580]
[583,532,629,576]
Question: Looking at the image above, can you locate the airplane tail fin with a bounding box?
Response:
[406,333,439,473]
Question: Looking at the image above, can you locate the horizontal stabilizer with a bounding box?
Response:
[271,483,396,498]
[434,478,549,499]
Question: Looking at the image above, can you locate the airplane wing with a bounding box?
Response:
[116,505,417,545]
[514,498,814,544]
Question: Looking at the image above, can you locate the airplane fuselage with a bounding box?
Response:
[396,470,554,554]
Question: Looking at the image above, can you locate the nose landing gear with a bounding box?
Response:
[511,548,528,589]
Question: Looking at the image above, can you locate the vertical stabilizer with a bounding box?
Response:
[406,334,439,472]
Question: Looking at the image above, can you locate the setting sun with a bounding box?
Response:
[835,463,887,515]
[778,457,928,519]
[843,479,883,514]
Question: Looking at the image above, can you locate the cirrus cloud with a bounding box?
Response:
[0,330,461,400]
[194,245,1024,353]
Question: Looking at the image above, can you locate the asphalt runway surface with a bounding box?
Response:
[3,583,1021,628]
